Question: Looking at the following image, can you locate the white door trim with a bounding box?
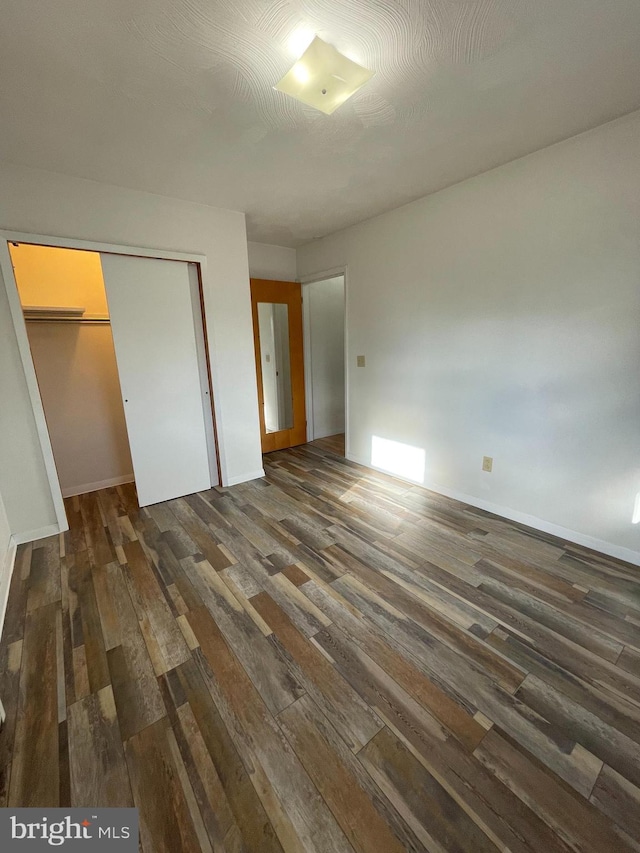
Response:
[298,266,347,285]
[299,267,348,454]
[0,230,214,535]
[301,286,315,442]
[188,263,219,488]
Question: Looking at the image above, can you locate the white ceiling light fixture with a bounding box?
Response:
[275,36,374,115]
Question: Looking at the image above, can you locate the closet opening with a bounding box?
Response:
[10,243,134,505]
[8,241,220,523]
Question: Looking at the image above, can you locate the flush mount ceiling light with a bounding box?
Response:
[275,36,374,115]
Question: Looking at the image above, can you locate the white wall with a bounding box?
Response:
[25,322,133,496]
[0,263,54,539]
[0,162,263,539]
[297,112,640,563]
[305,277,345,439]
[0,490,10,566]
[248,242,296,281]
[0,485,16,637]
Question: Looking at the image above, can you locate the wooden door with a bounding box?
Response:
[101,254,215,506]
[251,279,306,453]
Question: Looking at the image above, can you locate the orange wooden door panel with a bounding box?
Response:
[250,279,306,454]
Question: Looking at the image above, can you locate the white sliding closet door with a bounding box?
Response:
[100,254,215,506]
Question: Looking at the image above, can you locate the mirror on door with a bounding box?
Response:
[257,302,294,432]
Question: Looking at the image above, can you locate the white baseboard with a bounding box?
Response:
[225,469,266,487]
[12,523,61,546]
[347,453,640,568]
[62,474,135,498]
[0,536,18,641]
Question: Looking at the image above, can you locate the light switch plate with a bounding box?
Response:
[357,355,366,367]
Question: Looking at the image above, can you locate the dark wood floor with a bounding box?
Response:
[1,443,639,852]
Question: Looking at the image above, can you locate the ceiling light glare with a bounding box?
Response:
[275,36,374,115]
[293,63,310,84]
[287,26,315,59]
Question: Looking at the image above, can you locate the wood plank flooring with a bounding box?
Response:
[1,442,640,851]
[310,433,345,456]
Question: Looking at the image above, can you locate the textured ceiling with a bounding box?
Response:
[2,0,640,246]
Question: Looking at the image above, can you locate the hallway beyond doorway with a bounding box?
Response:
[308,432,345,457]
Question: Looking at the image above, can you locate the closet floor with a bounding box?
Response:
[1,443,639,852]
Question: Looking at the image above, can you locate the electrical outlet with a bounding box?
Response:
[356,355,366,368]
[482,456,493,473]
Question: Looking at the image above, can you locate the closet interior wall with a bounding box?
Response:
[10,243,133,498]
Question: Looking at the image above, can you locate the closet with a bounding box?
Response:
[10,243,218,508]
[11,244,133,499]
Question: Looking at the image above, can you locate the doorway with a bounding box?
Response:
[302,275,346,457]
[7,240,220,518]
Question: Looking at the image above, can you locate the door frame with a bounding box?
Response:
[0,230,222,535]
[299,266,348,454]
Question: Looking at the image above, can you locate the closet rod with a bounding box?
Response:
[24,317,111,324]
